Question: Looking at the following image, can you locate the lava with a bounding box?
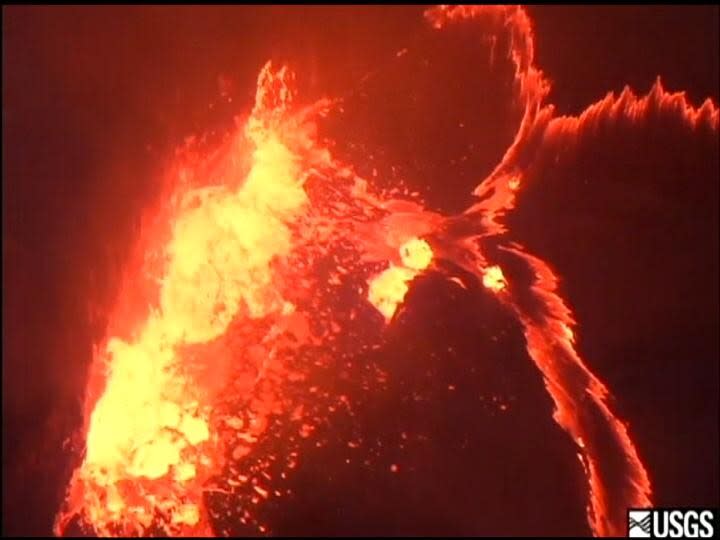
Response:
[367,237,434,322]
[55,4,718,538]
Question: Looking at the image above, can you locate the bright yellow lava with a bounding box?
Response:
[368,238,433,321]
[482,264,507,292]
[76,64,311,534]
[399,237,433,270]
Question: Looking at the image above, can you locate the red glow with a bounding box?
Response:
[53,5,718,538]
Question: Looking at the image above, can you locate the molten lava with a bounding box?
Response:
[55,5,718,538]
[368,237,434,322]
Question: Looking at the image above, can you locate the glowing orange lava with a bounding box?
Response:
[368,237,433,321]
[55,5,718,538]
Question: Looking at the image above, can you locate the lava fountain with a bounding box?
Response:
[55,5,718,538]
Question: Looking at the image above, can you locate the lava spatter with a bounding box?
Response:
[55,5,718,538]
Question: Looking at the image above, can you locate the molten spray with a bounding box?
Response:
[55,5,718,537]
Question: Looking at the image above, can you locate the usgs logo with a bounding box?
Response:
[628,508,717,538]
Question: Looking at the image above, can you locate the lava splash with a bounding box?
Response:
[55,5,718,538]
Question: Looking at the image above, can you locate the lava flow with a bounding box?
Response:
[55,4,719,538]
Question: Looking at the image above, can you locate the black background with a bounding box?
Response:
[3,5,719,536]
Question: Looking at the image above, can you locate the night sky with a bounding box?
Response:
[3,6,719,536]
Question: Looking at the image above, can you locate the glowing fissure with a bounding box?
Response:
[56,5,718,537]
